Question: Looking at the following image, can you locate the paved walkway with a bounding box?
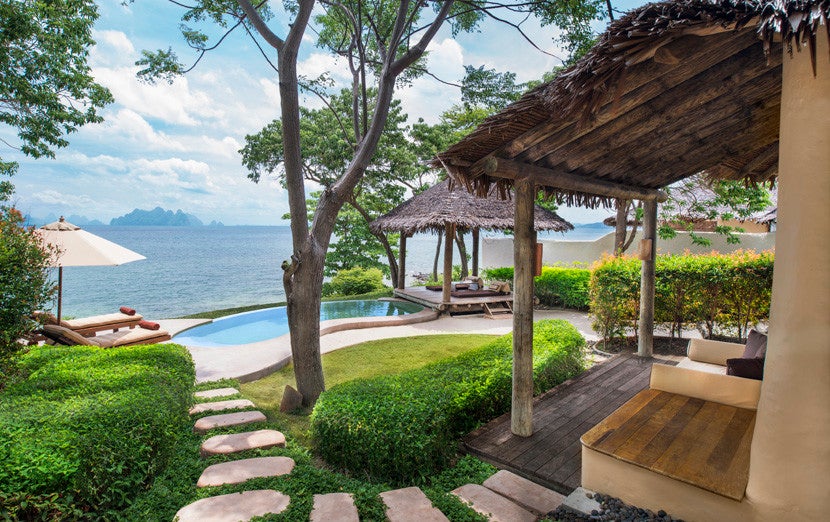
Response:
[159,310,597,384]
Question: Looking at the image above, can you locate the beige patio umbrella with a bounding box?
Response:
[39,217,146,321]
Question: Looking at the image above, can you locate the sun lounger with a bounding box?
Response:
[37,311,144,336]
[39,324,171,348]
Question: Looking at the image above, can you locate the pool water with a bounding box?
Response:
[174,300,424,347]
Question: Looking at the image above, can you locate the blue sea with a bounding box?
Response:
[54,225,607,319]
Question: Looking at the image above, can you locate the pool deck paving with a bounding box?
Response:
[159,309,597,384]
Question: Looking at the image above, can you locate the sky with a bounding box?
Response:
[5,1,642,226]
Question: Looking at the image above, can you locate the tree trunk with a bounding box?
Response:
[348,199,398,285]
[454,229,469,279]
[432,229,442,281]
[472,228,480,276]
[614,199,628,255]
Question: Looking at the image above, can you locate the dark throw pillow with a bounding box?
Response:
[727,357,765,380]
[742,329,768,359]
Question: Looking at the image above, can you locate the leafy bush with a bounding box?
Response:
[589,251,774,342]
[323,266,387,296]
[0,182,56,383]
[0,343,194,518]
[481,266,591,309]
[311,320,585,483]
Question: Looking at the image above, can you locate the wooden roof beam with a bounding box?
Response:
[482,157,668,202]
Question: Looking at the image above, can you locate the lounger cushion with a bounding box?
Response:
[726,357,765,380]
[41,324,94,346]
[93,328,171,347]
[61,312,143,330]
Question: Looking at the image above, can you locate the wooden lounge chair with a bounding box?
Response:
[37,311,144,336]
[39,324,171,348]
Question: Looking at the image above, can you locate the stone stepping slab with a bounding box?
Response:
[482,469,565,515]
[194,387,239,399]
[310,492,359,522]
[193,410,266,434]
[189,399,256,416]
[200,429,286,457]
[197,456,295,487]
[174,489,290,522]
[452,483,536,522]
[379,486,449,522]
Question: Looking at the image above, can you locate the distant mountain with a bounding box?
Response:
[110,207,204,227]
[573,221,609,229]
[24,213,105,227]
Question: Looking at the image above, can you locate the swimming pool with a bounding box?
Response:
[173,300,424,347]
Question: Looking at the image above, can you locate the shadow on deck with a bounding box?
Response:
[462,353,682,494]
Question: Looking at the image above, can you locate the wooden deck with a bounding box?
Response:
[394,286,514,315]
[463,353,682,494]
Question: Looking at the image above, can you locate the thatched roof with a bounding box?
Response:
[433,0,829,208]
[369,179,573,234]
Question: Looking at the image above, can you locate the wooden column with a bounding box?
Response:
[442,222,454,304]
[637,199,657,357]
[397,233,407,289]
[512,177,535,437]
[471,228,480,276]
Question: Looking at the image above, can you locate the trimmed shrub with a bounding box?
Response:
[0,343,194,519]
[311,320,585,483]
[481,266,591,309]
[589,251,774,341]
[323,266,386,297]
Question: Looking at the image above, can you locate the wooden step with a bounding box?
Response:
[189,399,256,415]
[174,490,290,521]
[310,492,359,522]
[193,410,266,434]
[194,387,239,399]
[482,470,565,515]
[200,429,286,457]
[483,302,513,319]
[451,483,536,522]
[197,456,295,487]
[379,486,449,522]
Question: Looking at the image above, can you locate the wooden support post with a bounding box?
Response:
[472,228,480,276]
[57,266,63,322]
[512,177,535,437]
[442,222,454,304]
[397,233,407,289]
[637,199,657,357]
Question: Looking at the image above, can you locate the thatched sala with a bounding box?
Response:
[434,1,828,520]
[370,179,571,304]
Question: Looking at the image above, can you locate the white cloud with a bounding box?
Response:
[397,38,465,124]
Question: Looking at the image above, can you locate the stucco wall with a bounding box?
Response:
[481,231,775,268]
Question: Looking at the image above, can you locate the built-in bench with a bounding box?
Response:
[580,363,762,520]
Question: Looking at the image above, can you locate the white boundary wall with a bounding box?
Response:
[481,231,776,269]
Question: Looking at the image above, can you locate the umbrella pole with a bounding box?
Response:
[57,266,63,323]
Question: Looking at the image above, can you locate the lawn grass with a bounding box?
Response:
[177,289,395,319]
[240,333,497,445]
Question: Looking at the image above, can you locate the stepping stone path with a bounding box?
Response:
[197,456,295,487]
[483,469,565,514]
[180,388,569,521]
[310,493,359,522]
[189,398,256,415]
[200,429,286,457]
[452,483,536,522]
[174,489,290,521]
[194,387,239,399]
[193,410,266,434]
[380,487,449,522]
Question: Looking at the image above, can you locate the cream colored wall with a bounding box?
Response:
[717,219,769,233]
[481,231,775,268]
[744,36,830,521]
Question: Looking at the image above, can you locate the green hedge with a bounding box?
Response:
[311,320,585,484]
[0,343,194,519]
[482,266,591,309]
[589,251,774,341]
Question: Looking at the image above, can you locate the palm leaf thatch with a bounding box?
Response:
[369,179,572,235]
[433,0,829,209]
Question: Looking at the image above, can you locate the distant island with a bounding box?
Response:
[110,207,211,227]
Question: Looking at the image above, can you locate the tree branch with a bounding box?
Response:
[236,0,285,51]
[390,0,455,76]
